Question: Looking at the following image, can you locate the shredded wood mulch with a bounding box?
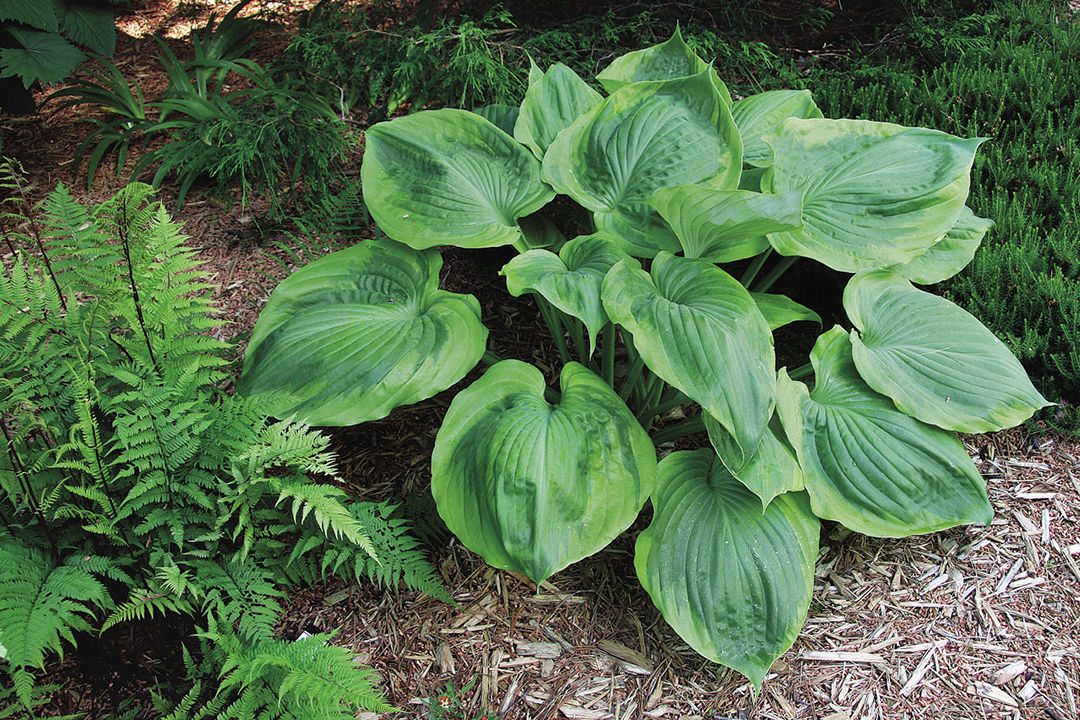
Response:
[4,2,1080,719]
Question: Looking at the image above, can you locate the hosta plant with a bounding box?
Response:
[239,30,1049,687]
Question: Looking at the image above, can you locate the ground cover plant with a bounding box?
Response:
[237,30,1049,686]
[0,165,446,715]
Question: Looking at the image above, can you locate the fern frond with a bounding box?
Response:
[0,541,109,705]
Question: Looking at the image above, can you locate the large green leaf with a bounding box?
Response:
[472,103,520,135]
[635,449,818,688]
[361,109,555,250]
[891,206,992,285]
[501,234,632,353]
[730,89,822,167]
[650,184,802,262]
[432,360,656,583]
[239,239,487,426]
[0,28,85,87]
[775,327,993,537]
[61,4,116,56]
[543,70,742,257]
[514,61,602,160]
[596,26,733,105]
[844,270,1049,432]
[602,252,774,460]
[764,118,982,272]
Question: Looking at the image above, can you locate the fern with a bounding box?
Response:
[202,620,396,719]
[288,501,452,604]
[0,537,110,706]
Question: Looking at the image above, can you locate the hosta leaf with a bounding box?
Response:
[472,103,520,135]
[650,184,802,262]
[764,118,982,272]
[705,413,804,509]
[635,449,818,688]
[501,234,632,353]
[751,292,821,331]
[775,327,993,537]
[361,108,555,250]
[596,26,733,105]
[543,70,742,257]
[731,89,822,167]
[432,360,656,583]
[602,252,774,461]
[239,239,487,426]
[514,62,602,160]
[0,28,85,87]
[892,206,992,285]
[844,270,1049,432]
[61,5,116,56]
[0,0,59,31]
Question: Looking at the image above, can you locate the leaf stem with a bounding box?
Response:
[752,256,798,294]
[739,249,772,288]
[650,415,706,445]
[602,323,616,388]
[536,297,571,365]
[787,362,814,381]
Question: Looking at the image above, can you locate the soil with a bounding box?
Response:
[2,2,1078,719]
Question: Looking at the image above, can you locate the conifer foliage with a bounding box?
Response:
[0,162,444,715]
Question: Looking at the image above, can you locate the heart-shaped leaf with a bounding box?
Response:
[775,327,993,537]
[501,234,632,353]
[635,449,818,688]
[892,206,993,285]
[514,61,602,160]
[596,26,732,106]
[543,71,742,257]
[239,239,487,426]
[432,360,656,583]
[764,118,982,272]
[705,413,804,509]
[361,108,555,250]
[844,270,1049,432]
[602,253,774,460]
[751,292,822,331]
[730,89,822,167]
[650,184,802,262]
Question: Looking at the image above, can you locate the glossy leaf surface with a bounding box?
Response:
[650,185,802,262]
[705,413,804,509]
[596,27,732,105]
[731,89,822,167]
[361,108,555,250]
[751,292,822,331]
[602,253,774,460]
[514,61,602,160]
[501,234,632,352]
[765,118,982,272]
[635,449,818,688]
[543,71,742,257]
[892,206,992,285]
[432,361,656,583]
[239,240,487,425]
[775,327,993,537]
[844,270,1049,432]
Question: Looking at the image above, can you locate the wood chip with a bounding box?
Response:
[800,650,886,665]
[597,639,654,673]
[991,661,1027,685]
[515,641,562,659]
[971,681,1019,707]
[899,643,940,697]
